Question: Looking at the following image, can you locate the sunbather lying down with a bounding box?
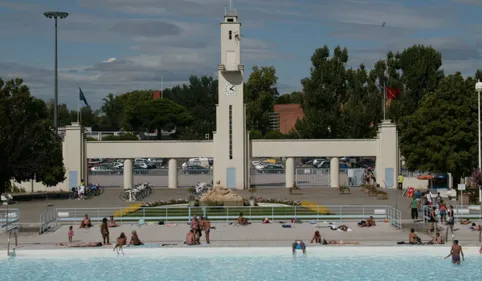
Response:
[57,242,103,247]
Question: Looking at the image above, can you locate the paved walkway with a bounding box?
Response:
[12,187,413,223]
[2,221,481,250]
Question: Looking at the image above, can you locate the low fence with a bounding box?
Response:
[0,208,20,232]
[52,205,401,229]
[39,206,57,234]
[422,205,482,223]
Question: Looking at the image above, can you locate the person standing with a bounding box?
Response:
[100,217,110,245]
[435,192,442,208]
[428,206,438,233]
[202,216,212,244]
[398,174,404,191]
[410,197,419,221]
[445,240,464,265]
[447,205,455,238]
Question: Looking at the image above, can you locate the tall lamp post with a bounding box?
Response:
[476,80,482,203]
[44,11,69,133]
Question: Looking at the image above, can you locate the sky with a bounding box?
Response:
[0,0,482,109]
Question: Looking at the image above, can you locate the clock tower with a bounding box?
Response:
[213,3,248,189]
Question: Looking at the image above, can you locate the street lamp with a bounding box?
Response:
[476,80,482,203]
[476,80,482,171]
[44,11,69,133]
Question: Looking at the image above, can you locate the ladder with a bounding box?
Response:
[7,227,18,257]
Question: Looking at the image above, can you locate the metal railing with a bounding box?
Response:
[0,208,20,232]
[7,227,18,257]
[54,205,401,227]
[386,206,402,229]
[39,206,57,234]
[422,205,482,223]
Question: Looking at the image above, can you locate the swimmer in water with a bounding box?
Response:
[444,240,464,265]
[292,240,306,254]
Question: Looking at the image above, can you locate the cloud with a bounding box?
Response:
[102,58,117,63]
[1,0,481,108]
[109,20,182,37]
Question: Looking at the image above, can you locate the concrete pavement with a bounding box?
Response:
[11,188,412,223]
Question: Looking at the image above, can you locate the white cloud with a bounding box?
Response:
[102,58,117,63]
[0,0,481,108]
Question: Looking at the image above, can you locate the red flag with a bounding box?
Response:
[386,87,400,100]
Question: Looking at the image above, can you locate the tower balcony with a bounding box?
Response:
[217,64,244,72]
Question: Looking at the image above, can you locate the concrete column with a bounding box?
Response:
[123,159,133,190]
[376,120,399,188]
[63,122,84,190]
[285,157,295,188]
[330,157,340,188]
[168,159,178,189]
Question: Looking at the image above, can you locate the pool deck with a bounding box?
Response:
[2,221,481,250]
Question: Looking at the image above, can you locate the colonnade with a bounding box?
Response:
[122,157,341,189]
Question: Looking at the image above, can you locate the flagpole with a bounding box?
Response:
[383,80,386,120]
[77,84,81,124]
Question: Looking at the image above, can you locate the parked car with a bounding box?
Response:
[312,158,327,167]
[112,162,124,169]
[301,157,314,164]
[184,165,210,174]
[256,164,284,174]
[355,159,375,169]
[317,162,349,171]
[134,163,149,169]
[90,165,121,175]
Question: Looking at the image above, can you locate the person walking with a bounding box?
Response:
[410,197,419,221]
[398,174,404,191]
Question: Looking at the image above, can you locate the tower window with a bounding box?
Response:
[229,30,232,40]
[229,105,233,159]
[227,18,234,22]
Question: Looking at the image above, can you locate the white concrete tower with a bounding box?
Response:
[213,2,247,189]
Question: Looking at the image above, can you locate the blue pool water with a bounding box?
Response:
[1,248,481,281]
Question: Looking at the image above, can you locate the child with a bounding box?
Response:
[68,226,74,242]
[113,232,127,255]
[100,217,110,245]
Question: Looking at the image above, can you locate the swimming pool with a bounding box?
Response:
[0,247,481,281]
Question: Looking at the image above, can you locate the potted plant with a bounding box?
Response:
[376,190,388,200]
[248,187,257,206]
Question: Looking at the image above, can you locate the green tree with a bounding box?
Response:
[295,45,349,138]
[399,74,477,183]
[163,76,218,139]
[249,130,263,139]
[385,46,444,122]
[125,98,192,139]
[264,131,284,139]
[98,90,152,131]
[47,101,73,127]
[276,91,303,104]
[0,78,65,193]
[245,66,279,133]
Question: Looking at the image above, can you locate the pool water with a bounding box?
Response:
[1,247,481,281]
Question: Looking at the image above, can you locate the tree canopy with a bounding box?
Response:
[0,78,65,193]
[3,42,482,187]
[399,74,478,180]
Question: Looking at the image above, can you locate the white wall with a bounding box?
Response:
[251,139,377,157]
[85,141,214,158]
